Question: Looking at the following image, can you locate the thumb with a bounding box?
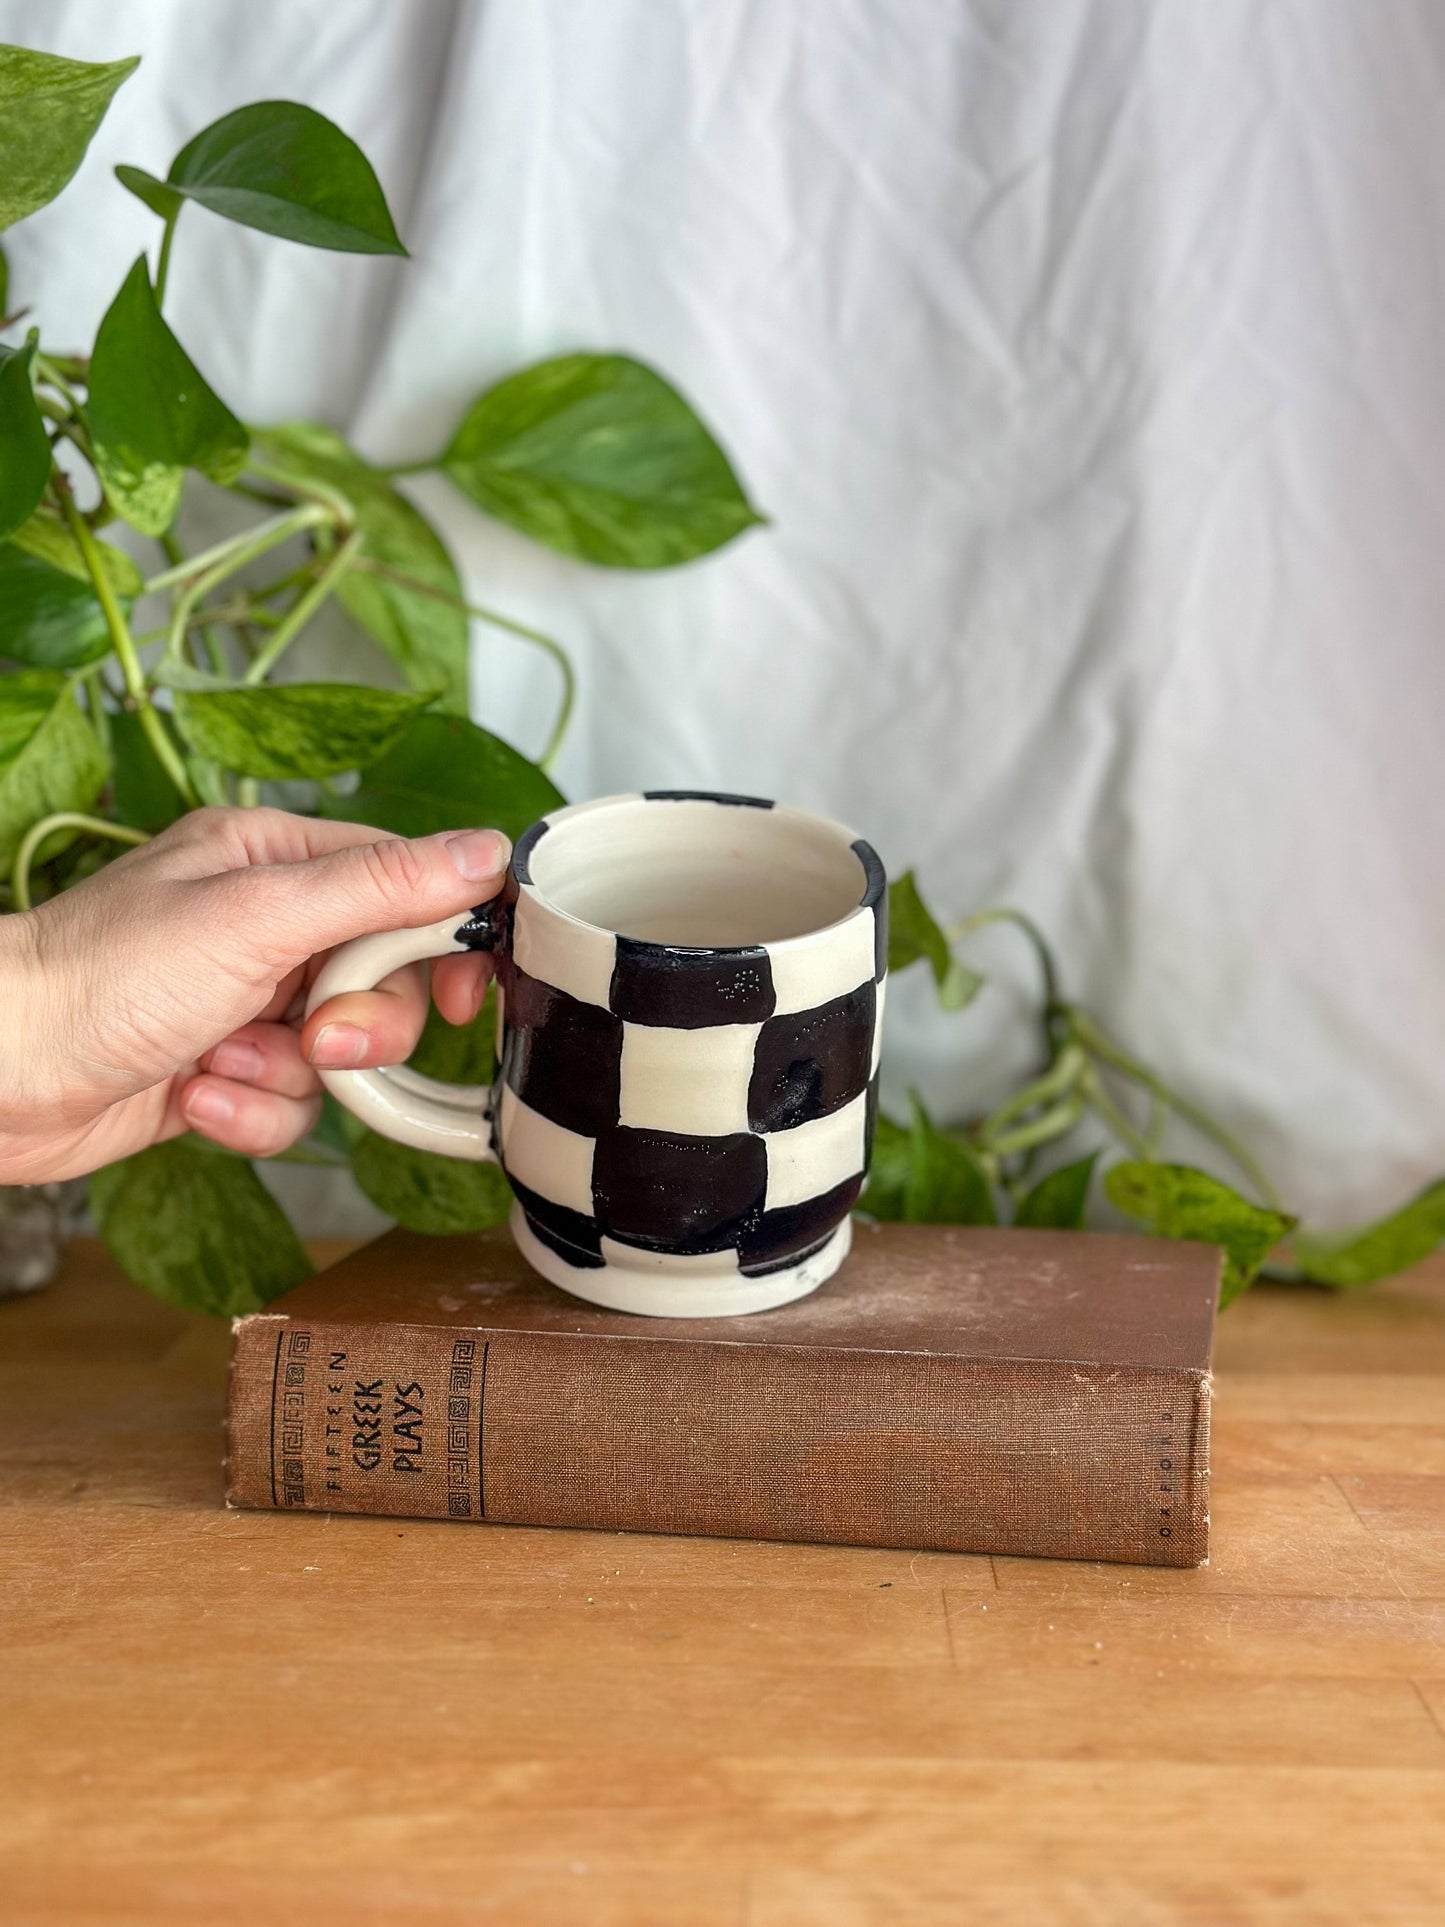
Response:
[209,827,512,972]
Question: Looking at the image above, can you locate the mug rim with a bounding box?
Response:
[510,788,886,958]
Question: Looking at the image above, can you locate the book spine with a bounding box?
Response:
[226,1317,1211,1566]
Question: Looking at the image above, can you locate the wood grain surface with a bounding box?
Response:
[2,1239,1443,1924]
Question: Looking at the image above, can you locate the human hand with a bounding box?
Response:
[0,807,510,1186]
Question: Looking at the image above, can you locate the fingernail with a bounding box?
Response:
[185,1082,235,1126]
[445,829,511,883]
[308,1022,371,1068]
[208,1041,264,1082]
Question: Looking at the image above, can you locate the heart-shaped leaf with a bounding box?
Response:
[1014,1151,1099,1230]
[173,683,433,780]
[0,338,51,541]
[887,870,982,1010]
[441,353,762,568]
[901,1095,997,1225]
[331,711,564,843]
[351,1130,512,1234]
[0,667,109,867]
[90,1136,312,1315]
[0,46,138,231]
[0,512,142,668]
[1105,1161,1296,1307]
[253,422,468,712]
[88,255,247,535]
[127,101,405,254]
[1292,1179,1445,1288]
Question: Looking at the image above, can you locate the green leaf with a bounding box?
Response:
[441,353,762,569]
[1292,1179,1445,1289]
[0,668,108,867]
[856,1106,912,1221]
[0,46,138,231]
[113,163,182,222]
[173,683,433,781]
[411,985,497,1086]
[887,871,980,1010]
[351,1130,512,1234]
[1015,1151,1099,1230]
[938,953,985,1011]
[148,101,405,254]
[109,707,186,832]
[88,255,247,536]
[89,1136,312,1315]
[332,711,563,843]
[253,422,468,712]
[1105,1161,1296,1307]
[0,338,51,542]
[10,509,144,597]
[0,512,142,669]
[0,548,109,668]
[902,1095,997,1226]
[312,1090,365,1159]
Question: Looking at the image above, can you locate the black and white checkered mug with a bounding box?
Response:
[309,790,888,1317]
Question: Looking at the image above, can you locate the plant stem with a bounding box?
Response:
[57,478,198,807]
[145,504,328,597]
[157,528,185,570]
[976,1043,1086,1148]
[377,458,433,478]
[246,458,356,529]
[244,530,362,683]
[11,814,148,911]
[947,906,1061,1014]
[348,555,576,769]
[1066,1007,1283,1208]
[161,507,331,674]
[1078,1065,1154,1161]
[987,1093,1084,1161]
[34,355,82,409]
[154,210,179,308]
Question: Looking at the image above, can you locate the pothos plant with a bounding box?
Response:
[2,46,1440,1318]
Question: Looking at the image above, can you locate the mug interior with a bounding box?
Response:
[523,795,872,947]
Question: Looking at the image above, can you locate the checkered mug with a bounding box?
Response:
[308,791,888,1317]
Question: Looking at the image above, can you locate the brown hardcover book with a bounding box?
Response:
[225,1221,1218,1566]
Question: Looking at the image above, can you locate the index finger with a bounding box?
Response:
[139,806,410,882]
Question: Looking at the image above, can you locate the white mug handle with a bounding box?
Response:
[305,915,498,1162]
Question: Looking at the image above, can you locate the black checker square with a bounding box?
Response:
[747,981,876,1133]
[592,1126,768,1254]
[499,963,623,1138]
[737,1173,867,1277]
[610,937,776,1029]
[510,1178,606,1270]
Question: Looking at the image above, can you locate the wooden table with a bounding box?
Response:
[3,1241,1444,1924]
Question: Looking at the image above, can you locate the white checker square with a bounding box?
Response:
[513,892,616,1010]
[764,1089,869,1211]
[870,975,887,1076]
[617,1021,762,1136]
[498,1083,595,1215]
[767,910,876,1016]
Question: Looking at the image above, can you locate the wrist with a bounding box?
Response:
[0,911,57,1183]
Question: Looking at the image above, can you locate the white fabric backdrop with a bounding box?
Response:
[6,0,1445,1226]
